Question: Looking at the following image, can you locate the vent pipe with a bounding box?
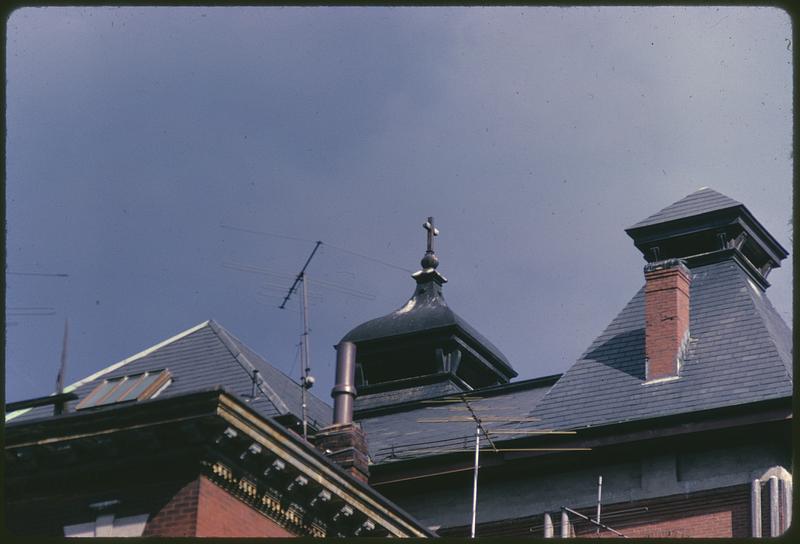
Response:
[315,340,369,482]
[332,341,357,425]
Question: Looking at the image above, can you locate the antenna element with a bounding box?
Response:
[279,241,322,441]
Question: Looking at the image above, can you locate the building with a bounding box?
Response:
[344,188,793,538]
[5,188,793,538]
[4,322,432,537]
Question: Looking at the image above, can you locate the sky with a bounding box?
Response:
[5,6,793,404]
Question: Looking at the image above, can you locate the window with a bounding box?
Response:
[76,370,172,410]
[64,513,149,537]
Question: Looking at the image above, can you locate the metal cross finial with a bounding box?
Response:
[423,217,439,253]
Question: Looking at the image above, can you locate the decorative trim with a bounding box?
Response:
[203,461,325,537]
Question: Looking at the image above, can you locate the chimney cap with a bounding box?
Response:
[644,258,690,275]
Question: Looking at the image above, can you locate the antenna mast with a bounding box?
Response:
[54,317,69,415]
[417,394,586,538]
[280,241,322,440]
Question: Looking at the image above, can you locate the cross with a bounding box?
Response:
[423,217,439,253]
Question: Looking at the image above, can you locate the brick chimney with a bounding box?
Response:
[314,424,370,483]
[644,259,691,381]
[314,341,370,483]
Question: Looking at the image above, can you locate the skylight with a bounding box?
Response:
[76,370,172,410]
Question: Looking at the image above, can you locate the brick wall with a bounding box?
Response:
[439,484,750,538]
[314,423,370,483]
[8,469,297,537]
[142,475,295,537]
[576,503,748,538]
[195,476,294,537]
[142,478,200,536]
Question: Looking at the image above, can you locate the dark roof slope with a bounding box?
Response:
[529,257,792,431]
[357,375,559,464]
[629,187,743,229]
[7,320,332,428]
[342,276,514,377]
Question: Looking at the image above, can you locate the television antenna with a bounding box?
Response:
[279,241,322,441]
[527,504,647,537]
[7,271,69,277]
[221,227,388,441]
[222,260,374,302]
[418,393,588,538]
[560,506,627,538]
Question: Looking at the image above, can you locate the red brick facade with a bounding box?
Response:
[439,484,750,538]
[574,484,750,538]
[195,476,294,537]
[644,262,691,381]
[142,475,294,537]
[142,478,200,537]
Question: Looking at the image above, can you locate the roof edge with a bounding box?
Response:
[5,320,211,423]
[207,320,292,416]
[355,373,562,419]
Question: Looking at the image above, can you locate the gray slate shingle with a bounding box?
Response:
[359,379,555,463]
[629,187,743,229]
[8,320,332,428]
[531,259,792,430]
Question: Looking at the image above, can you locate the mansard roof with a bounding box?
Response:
[6,320,332,429]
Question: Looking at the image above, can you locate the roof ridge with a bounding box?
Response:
[206,320,292,416]
[6,320,212,422]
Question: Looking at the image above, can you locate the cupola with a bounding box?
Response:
[340,218,517,411]
[625,187,788,290]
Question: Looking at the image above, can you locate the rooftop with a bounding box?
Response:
[354,189,792,464]
[6,320,332,429]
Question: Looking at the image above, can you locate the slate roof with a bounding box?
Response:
[6,320,332,428]
[358,376,559,464]
[529,257,793,431]
[342,272,515,378]
[355,377,469,412]
[629,187,743,229]
[356,255,792,464]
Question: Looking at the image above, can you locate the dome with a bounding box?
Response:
[339,218,517,403]
[341,273,513,375]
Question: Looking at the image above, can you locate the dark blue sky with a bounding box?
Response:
[6,7,792,404]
